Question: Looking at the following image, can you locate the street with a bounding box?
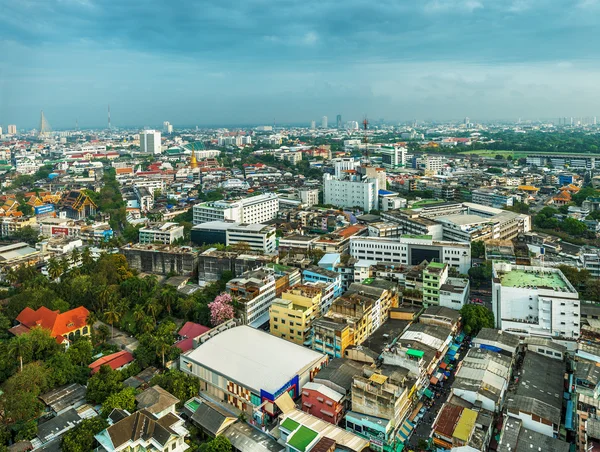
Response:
[406,338,470,451]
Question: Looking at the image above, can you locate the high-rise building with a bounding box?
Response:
[0,127,2,135]
[163,121,173,133]
[336,114,342,129]
[140,130,162,154]
[321,116,328,128]
[492,263,580,339]
[7,125,16,135]
[310,120,316,130]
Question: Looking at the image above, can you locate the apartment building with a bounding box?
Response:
[422,262,469,309]
[347,368,413,452]
[471,189,514,208]
[138,222,185,245]
[193,193,279,225]
[269,285,323,346]
[302,266,343,315]
[140,129,162,154]
[492,263,580,340]
[227,267,277,328]
[323,172,379,212]
[299,189,319,207]
[0,216,37,238]
[349,235,471,274]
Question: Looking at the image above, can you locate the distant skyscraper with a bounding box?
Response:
[140,130,162,154]
[163,121,173,133]
[336,114,342,129]
[0,127,2,135]
[570,117,574,126]
[464,117,470,125]
[321,116,328,128]
[594,117,597,126]
[7,125,16,134]
[310,120,316,130]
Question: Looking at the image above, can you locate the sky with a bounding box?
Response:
[1,0,600,129]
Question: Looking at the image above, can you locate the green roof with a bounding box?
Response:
[401,234,432,240]
[407,349,425,359]
[427,262,446,269]
[287,426,319,452]
[362,278,374,285]
[499,269,569,290]
[281,418,300,432]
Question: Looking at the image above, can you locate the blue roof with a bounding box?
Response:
[319,253,340,265]
[379,189,395,195]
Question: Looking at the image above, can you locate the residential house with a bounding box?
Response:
[9,306,90,345]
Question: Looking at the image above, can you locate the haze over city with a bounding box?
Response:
[2,0,600,129]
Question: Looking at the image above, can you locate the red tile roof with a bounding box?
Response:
[89,351,134,374]
[178,321,210,339]
[15,306,90,338]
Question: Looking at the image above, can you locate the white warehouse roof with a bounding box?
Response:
[185,326,326,394]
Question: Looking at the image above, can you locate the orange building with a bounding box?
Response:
[9,306,91,345]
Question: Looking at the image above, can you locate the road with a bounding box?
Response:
[406,339,470,451]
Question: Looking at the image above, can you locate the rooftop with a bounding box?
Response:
[184,326,326,394]
[498,268,569,290]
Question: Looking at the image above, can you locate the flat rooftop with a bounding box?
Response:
[499,269,569,290]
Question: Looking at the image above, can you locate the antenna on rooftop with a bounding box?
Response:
[362,116,369,164]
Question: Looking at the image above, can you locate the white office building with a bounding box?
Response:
[7,125,17,135]
[227,223,277,254]
[299,189,319,207]
[193,193,279,225]
[138,222,185,244]
[323,173,379,212]
[321,116,328,128]
[379,146,407,169]
[332,158,359,178]
[140,130,162,155]
[492,263,580,340]
[349,235,471,274]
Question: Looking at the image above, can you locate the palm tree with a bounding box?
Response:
[177,297,195,319]
[5,267,17,286]
[146,299,162,321]
[154,335,172,368]
[86,311,98,338]
[81,247,93,268]
[8,335,31,372]
[96,285,116,312]
[59,256,70,274]
[105,302,123,339]
[70,248,81,266]
[47,257,62,281]
[143,275,159,295]
[133,304,146,323]
[160,287,178,316]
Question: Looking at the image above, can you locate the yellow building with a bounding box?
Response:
[269,284,322,346]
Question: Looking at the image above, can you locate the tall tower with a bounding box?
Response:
[321,116,328,128]
[362,117,370,163]
[39,110,51,137]
[190,150,198,169]
[336,114,342,129]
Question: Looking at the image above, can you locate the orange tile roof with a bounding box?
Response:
[336,224,367,239]
[15,306,89,337]
[553,191,572,201]
[89,351,134,374]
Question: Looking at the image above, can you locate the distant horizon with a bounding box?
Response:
[5,115,599,132]
[3,0,600,129]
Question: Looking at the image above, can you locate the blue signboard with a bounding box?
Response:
[35,204,55,215]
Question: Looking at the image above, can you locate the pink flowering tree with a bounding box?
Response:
[208,293,235,326]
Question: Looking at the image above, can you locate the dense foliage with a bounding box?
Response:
[460,304,495,336]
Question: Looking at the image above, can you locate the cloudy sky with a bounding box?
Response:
[1,0,600,129]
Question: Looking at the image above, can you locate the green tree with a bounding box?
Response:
[460,304,495,336]
[200,436,233,452]
[8,335,31,372]
[101,387,137,417]
[0,363,50,425]
[62,417,109,452]
[13,226,39,245]
[47,257,63,280]
[105,301,123,339]
[149,370,200,408]
[86,365,124,405]
[470,241,485,259]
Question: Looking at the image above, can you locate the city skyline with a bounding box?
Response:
[2,0,600,128]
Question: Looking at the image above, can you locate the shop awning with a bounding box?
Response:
[407,349,425,359]
[439,362,447,370]
[424,388,434,399]
[430,376,439,385]
[565,400,574,430]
